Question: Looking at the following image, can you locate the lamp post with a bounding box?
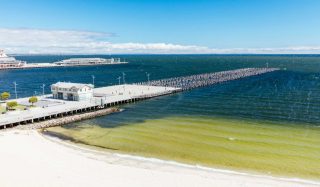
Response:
[91,75,95,87]
[13,82,18,99]
[117,76,121,85]
[122,72,126,84]
[40,84,45,96]
[146,72,150,85]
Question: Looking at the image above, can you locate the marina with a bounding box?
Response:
[0,68,279,129]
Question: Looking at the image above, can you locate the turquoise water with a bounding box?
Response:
[1,55,319,125]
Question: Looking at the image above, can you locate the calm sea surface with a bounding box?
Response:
[1,55,320,125]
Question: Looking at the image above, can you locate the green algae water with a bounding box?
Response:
[47,117,320,179]
[2,55,320,179]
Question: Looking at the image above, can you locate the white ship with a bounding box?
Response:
[0,50,127,70]
[53,57,125,66]
[0,50,26,69]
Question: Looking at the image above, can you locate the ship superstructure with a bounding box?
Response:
[53,58,123,66]
[0,51,127,70]
[0,50,26,68]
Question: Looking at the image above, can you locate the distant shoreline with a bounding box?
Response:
[0,61,128,70]
[10,53,320,56]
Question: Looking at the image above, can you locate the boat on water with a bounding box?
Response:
[0,49,127,70]
[0,50,26,69]
[53,57,126,66]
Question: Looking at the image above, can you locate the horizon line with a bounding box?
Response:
[9,53,320,56]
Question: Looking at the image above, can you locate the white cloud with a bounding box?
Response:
[1,28,320,54]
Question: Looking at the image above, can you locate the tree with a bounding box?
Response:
[7,101,17,110]
[1,92,10,100]
[29,96,38,106]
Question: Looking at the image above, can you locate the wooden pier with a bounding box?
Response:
[0,68,279,130]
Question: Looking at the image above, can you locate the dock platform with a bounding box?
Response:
[0,68,279,129]
[0,85,179,129]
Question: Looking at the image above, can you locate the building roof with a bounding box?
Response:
[51,82,94,89]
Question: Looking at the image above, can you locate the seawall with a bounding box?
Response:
[14,107,120,130]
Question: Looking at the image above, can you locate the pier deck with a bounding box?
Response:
[0,68,279,129]
[0,85,179,129]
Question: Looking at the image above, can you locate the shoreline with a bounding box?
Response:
[41,129,320,185]
[44,115,320,180]
[41,130,320,186]
[0,129,318,186]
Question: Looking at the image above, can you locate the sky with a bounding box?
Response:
[1,0,320,54]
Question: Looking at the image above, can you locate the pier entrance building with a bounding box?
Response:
[51,82,94,101]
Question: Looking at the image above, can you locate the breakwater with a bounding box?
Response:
[137,68,279,90]
[14,107,120,130]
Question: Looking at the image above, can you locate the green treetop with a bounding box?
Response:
[1,92,10,100]
[6,101,17,110]
[28,96,38,106]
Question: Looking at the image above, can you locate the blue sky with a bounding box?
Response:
[1,0,320,54]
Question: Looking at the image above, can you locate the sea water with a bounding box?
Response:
[2,54,320,179]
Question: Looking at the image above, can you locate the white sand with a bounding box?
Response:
[0,130,318,187]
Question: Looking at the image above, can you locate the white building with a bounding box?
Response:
[51,82,94,101]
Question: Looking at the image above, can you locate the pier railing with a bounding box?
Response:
[133,89,180,99]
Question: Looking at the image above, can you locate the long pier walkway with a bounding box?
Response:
[0,68,279,130]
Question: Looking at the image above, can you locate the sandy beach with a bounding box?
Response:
[0,130,318,187]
